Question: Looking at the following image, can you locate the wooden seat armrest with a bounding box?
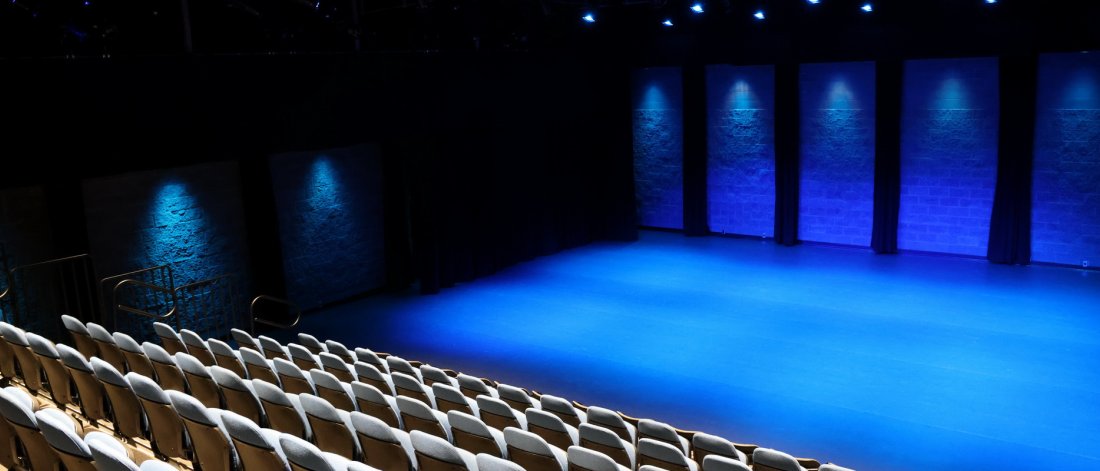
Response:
[617,412,640,426]
[409,360,423,368]
[442,368,459,377]
[796,458,821,470]
[675,428,699,442]
[732,443,759,457]
[572,400,588,411]
[376,352,391,358]
[481,377,498,388]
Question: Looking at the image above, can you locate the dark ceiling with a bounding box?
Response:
[2,0,1098,62]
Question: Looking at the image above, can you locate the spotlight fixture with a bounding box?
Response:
[662,18,674,26]
[582,12,596,23]
[690,3,704,14]
[807,0,820,4]
[753,10,765,20]
[984,0,997,3]
[861,3,873,12]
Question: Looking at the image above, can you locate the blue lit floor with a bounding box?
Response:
[278,231,1100,471]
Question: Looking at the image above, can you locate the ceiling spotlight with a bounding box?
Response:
[861,3,873,12]
[690,3,704,14]
[662,18,674,26]
[807,0,820,4]
[984,0,997,3]
[582,12,596,23]
[753,10,765,20]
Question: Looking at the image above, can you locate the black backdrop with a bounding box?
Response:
[0,52,638,299]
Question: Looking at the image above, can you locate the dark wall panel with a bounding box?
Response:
[706,65,776,237]
[799,61,877,246]
[899,58,999,256]
[270,144,386,309]
[1032,52,1100,267]
[633,67,684,230]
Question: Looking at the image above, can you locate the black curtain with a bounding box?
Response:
[872,60,904,254]
[774,63,801,246]
[987,55,1038,265]
[683,64,709,236]
[402,58,637,295]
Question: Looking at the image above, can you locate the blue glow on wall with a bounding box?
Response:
[82,162,251,339]
[632,67,684,229]
[1032,52,1100,266]
[898,58,999,256]
[270,144,386,309]
[798,61,876,247]
[146,180,208,280]
[706,64,775,237]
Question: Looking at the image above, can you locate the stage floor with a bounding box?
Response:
[283,230,1100,471]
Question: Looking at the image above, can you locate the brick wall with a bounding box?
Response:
[83,162,250,338]
[269,144,386,310]
[898,58,999,256]
[1032,52,1100,267]
[798,62,876,247]
[633,67,684,230]
[0,186,53,325]
[706,65,776,237]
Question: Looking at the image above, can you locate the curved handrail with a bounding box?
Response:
[113,278,178,319]
[251,295,302,329]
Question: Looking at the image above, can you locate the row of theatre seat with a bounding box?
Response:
[0,315,853,471]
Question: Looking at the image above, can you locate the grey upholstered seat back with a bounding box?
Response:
[751,448,806,471]
[702,455,752,471]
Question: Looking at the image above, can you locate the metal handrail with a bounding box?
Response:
[251,295,302,330]
[0,253,92,300]
[113,278,178,319]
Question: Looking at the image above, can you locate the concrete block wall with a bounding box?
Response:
[706,65,776,237]
[633,67,684,229]
[798,61,877,247]
[269,144,386,310]
[1032,52,1100,267]
[898,58,999,256]
[83,162,251,337]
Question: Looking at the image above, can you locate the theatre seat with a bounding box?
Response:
[393,372,436,408]
[447,410,506,458]
[291,343,324,371]
[254,378,313,440]
[526,408,579,451]
[637,438,699,471]
[301,393,361,460]
[1,322,44,391]
[703,455,752,471]
[168,390,238,471]
[578,423,634,469]
[242,347,281,386]
[750,448,807,471]
[351,412,416,471]
[281,432,354,471]
[180,329,217,367]
[638,419,691,456]
[818,463,855,471]
[211,365,266,426]
[476,395,526,431]
[421,365,458,388]
[352,381,403,429]
[567,445,630,471]
[176,352,224,409]
[584,407,635,444]
[411,429,479,471]
[61,314,99,359]
[321,352,356,383]
[57,344,110,423]
[0,388,67,471]
[222,409,289,471]
[209,338,248,378]
[311,368,357,412]
[692,432,748,467]
[457,374,497,400]
[386,356,423,382]
[397,395,451,441]
[496,384,537,412]
[128,372,187,459]
[142,342,187,393]
[299,333,328,355]
[114,332,156,380]
[355,362,396,396]
[434,383,478,416]
[540,394,585,428]
[275,358,317,396]
[476,453,524,471]
[503,426,567,471]
[325,340,357,364]
[355,348,389,373]
[27,332,76,406]
[39,414,119,471]
[232,328,263,352]
[90,357,145,439]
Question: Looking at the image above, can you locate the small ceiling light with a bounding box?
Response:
[582,12,596,23]
[861,3,873,12]
[662,18,674,26]
[754,10,765,20]
[690,3,704,13]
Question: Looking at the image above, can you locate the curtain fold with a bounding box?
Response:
[871,60,903,254]
[987,55,1037,265]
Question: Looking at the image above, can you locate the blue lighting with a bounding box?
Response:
[582,12,596,23]
[662,18,674,26]
[147,180,207,278]
[82,0,89,5]
[690,3,704,13]
[985,0,996,3]
[807,0,820,4]
[754,10,765,20]
[861,3,873,12]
